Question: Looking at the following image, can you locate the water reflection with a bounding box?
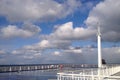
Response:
[0,70,57,80]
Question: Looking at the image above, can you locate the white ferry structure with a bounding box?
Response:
[57,25,120,80]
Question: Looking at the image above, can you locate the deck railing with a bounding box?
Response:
[57,64,120,80]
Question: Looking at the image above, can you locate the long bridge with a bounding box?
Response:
[0,64,59,73]
[0,64,97,73]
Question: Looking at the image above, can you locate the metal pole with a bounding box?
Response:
[97,25,102,68]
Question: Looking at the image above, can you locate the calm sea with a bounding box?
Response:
[0,70,57,80]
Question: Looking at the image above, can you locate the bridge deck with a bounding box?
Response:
[57,65,120,80]
[104,72,120,79]
[113,71,120,76]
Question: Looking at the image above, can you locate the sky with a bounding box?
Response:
[0,0,120,64]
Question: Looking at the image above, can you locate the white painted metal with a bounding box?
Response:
[57,24,120,80]
[57,65,120,80]
[19,66,22,71]
[9,66,12,72]
[97,25,102,68]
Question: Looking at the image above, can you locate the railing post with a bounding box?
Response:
[98,68,101,80]
[19,66,21,71]
[57,75,59,80]
[9,66,12,72]
[60,74,62,80]
[91,69,94,80]
[35,66,37,70]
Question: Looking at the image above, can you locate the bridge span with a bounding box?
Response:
[0,64,96,73]
[0,64,59,73]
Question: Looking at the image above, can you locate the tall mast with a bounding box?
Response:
[97,23,102,68]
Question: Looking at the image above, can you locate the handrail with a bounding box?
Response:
[57,64,120,80]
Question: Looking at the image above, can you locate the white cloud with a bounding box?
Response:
[53,51,60,56]
[22,39,50,51]
[38,40,50,48]
[62,47,120,64]
[22,52,41,59]
[1,0,120,64]
[65,48,82,54]
[0,50,6,54]
[1,25,33,38]
[1,45,120,64]
[12,48,41,61]
[23,56,33,59]
[85,0,120,42]
[0,23,41,38]
[22,39,71,52]
[0,0,81,22]
[42,22,96,41]
[12,50,20,55]
[35,22,96,52]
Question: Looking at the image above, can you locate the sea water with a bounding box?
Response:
[0,70,57,80]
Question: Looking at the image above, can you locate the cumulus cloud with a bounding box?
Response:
[0,45,120,64]
[0,23,41,38]
[10,38,71,63]
[19,39,71,54]
[23,40,50,50]
[42,22,96,41]
[85,0,120,42]
[37,0,120,43]
[65,47,82,54]
[52,51,60,56]
[11,48,41,63]
[0,0,81,22]
[13,21,95,61]
[0,0,120,64]
[62,47,120,64]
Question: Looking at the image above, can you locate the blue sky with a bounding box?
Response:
[0,0,120,64]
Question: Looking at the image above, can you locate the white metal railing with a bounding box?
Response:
[57,64,120,80]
